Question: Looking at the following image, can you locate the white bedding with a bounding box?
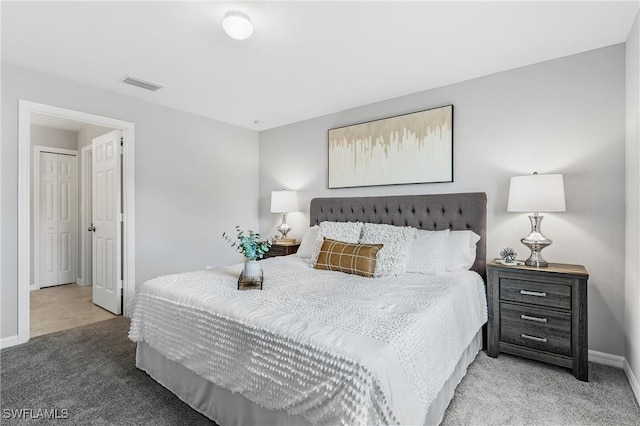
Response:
[129,256,487,425]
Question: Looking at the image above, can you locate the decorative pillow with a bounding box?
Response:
[296,225,319,259]
[310,221,364,265]
[314,238,382,278]
[406,229,450,275]
[359,223,416,277]
[445,230,481,271]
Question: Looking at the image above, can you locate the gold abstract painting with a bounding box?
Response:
[328,105,453,188]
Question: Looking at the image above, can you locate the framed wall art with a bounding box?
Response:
[328,104,453,188]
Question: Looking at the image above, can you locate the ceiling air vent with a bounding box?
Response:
[121,75,163,91]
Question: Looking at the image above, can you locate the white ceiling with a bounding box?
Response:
[2,1,638,130]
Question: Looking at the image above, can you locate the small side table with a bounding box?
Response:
[487,259,589,381]
[263,243,300,258]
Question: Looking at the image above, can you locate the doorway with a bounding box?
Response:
[17,100,136,344]
[30,122,120,337]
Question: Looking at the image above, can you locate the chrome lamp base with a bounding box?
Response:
[521,214,552,267]
[276,212,292,239]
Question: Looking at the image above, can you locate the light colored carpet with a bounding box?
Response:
[442,351,640,425]
[1,317,212,425]
[1,317,639,425]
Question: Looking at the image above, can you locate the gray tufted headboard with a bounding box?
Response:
[310,192,487,281]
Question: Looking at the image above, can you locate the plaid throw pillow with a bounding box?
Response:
[314,238,383,278]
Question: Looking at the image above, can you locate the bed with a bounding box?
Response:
[129,192,487,425]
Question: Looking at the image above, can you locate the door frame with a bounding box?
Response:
[33,146,78,290]
[78,145,93,287]
[18,100,136,345]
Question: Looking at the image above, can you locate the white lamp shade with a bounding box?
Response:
[271,190,298,213]
[508,174,566,213]
[222,11,253,40]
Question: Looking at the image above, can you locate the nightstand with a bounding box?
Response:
[487,260,589,381]
[263,243,300,258]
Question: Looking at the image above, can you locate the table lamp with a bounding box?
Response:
[270,190,298,243]
[507,172,566,267]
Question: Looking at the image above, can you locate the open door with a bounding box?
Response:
[91,130,122,314]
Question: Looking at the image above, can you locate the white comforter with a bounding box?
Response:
[128,256,487,425]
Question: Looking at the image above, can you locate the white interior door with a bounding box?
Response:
[92,130,122,314]
[39,152,59,287]
[57,154,76,284]
[38,152,77,288]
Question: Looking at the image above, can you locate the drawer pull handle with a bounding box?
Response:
[520,290,547,297]
[520,314,548,323]
[521,333,548,343]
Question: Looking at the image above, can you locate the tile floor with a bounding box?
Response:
[30,283,117,337]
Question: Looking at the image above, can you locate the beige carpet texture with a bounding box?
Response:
[2,317,639,425]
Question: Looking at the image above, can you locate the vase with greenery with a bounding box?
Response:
[222,226,272,277]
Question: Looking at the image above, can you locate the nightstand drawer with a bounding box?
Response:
[263,243,300,258]
[500,278,571,310]
[267,245,288,256]
[501,302,571,356]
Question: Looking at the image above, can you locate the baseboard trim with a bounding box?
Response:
[588,351,639,406]
[588,350,625,368]
[0,335,19,349]
[624,360,640,407]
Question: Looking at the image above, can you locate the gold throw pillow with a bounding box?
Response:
[314,238,383,278]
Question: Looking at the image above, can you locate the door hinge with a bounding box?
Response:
[118,212,124,223]
[119,283,124,297]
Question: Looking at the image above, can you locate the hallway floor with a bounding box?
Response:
[30,283,117,337]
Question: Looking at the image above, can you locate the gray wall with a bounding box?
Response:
[259,45,626,356]
[29,125,79,286]
[77,125,113,148]
[625,11,640,385]
[31,125,78,150]
[1,63,260,339]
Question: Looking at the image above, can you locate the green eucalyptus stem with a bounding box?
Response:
[222,225,272,260]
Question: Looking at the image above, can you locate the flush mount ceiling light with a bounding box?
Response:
[222,11,253,40]
[121,74,163,91]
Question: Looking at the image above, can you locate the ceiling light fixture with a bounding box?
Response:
[222,11,253,40]
[121,75,163,91]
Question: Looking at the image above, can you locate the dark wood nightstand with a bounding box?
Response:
[263,243,300,258]
[487,260,589,381]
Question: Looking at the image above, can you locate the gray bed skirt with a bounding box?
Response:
[136,330,482,426]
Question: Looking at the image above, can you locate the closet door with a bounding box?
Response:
[39,152,59,287]
[57,154,77,284]
[38,152,77,288]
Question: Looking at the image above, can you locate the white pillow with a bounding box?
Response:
[359,223,416,277]
[406,229,450,275]
[445,230,481,272]
[296,225,319,259]
[310,221,364,265]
